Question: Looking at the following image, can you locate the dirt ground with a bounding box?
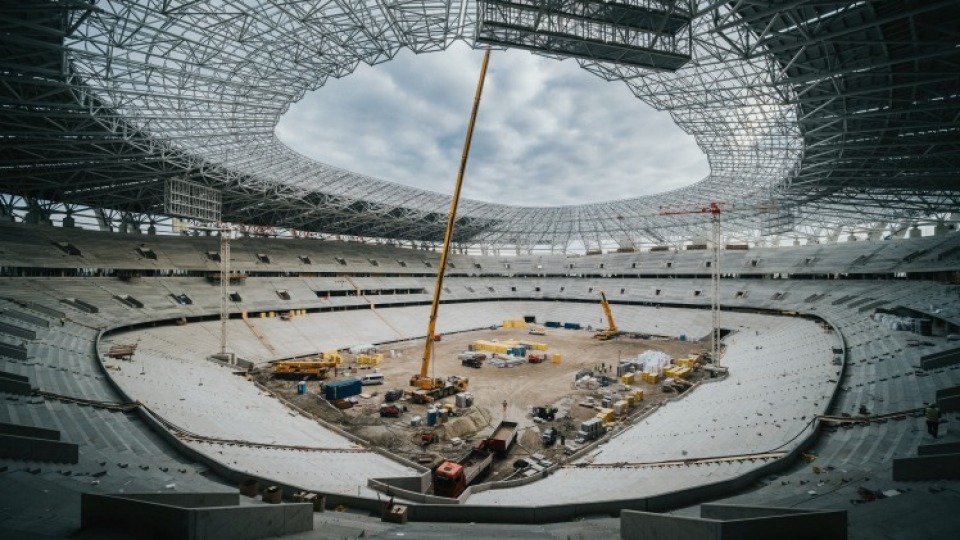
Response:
[254,326,708,486]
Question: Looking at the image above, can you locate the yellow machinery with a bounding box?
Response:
[357,353,383,365]
[411,49,491,392]
[594,291,621,340]
[272,353,342,379]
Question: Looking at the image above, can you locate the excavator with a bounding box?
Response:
[409,49,492,402]
[594,291,621,341]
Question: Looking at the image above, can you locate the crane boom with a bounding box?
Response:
[600,291,618,333]
[595,291,620,340]
[412,49,492,390]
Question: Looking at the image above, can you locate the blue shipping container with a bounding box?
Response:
[323,378,362,400]
[545,321,561,328]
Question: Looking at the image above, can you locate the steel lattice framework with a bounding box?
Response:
[1,1,958,252]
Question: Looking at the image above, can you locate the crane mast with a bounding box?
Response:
[411,49,492,391]
[658,202,723,367]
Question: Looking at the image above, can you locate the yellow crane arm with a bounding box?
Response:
[417,49,492,383]
[600,291,618,333]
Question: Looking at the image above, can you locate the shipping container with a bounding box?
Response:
[322,378,362,400]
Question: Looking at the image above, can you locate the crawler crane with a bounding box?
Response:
[409,49,492,401]
[594,291,621,341]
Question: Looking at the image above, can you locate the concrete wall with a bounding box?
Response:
[621,506,846,540]
[622,511,719,540]
[937,386,960,412]
[719,512,846,540]
[922,347,960,369]
[1,307,50,327]
[0,421,60,440]
[0,320,36,339]
[0,433,77,463]
[918,442,960,456]
[81,493,313,540]
[0,370,31,396]
[941,395,960,412]
[0,341,27,360]
[936,385,960,400]
[0,375,31,395]
[0,370,28,382]
[121,493,239,507]
[893,453,960,480]
[23,302,64,319]
[702,504,832,519]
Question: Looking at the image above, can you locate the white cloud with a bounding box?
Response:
[276,43,709,207]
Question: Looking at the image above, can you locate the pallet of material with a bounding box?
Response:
[106,344,137,360]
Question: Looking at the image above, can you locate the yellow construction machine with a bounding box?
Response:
[410,49,492,394]
[272,352,342,379]
[594,291,621,341]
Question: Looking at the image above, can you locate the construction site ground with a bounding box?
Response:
[253,326,708,490]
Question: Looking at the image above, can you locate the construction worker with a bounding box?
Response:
[925,403,941,438]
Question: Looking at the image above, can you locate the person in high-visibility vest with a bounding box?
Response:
[925,403,941,438]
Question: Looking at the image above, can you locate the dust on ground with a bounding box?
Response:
[253,326,709,486]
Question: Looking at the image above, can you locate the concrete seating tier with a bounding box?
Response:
[3,221,959,278]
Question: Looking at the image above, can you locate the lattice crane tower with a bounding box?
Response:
[659,202,723,367]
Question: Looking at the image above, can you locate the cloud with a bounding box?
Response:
[276,43,709,207]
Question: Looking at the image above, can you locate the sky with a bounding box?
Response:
[275,43,709,207]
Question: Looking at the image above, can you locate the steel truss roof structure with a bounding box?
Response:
[1,1,958,252]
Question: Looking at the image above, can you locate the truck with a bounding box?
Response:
[461,357,483,368]
[432,447,493,498]
[531,405,557,421]
[459,352,485,369]
[575,418,605,444]
[322,378,362,400]
[410,375,469,404]
[379,403,402,418]
[483,420,519,456]
[541,427,558,446]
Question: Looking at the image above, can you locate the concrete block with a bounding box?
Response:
[0,370,28,382]
[922,347,960,369]
[621,506,847,540]
[939,395,960,413]
[0,376,31,395]
[0,433,77,463]
[383,504,409,524]
[2,308,50,327]
[0,321,36,340]
[0,422,58,440]
[893,453,960,480]
[918,442,960,456]
[621,510,719,540]
[293,492,325,512]
[82,492,312,540]
[936,385,960,400]
[262,486,282,504]
[0,342,27,360]
[239,479,259,497]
